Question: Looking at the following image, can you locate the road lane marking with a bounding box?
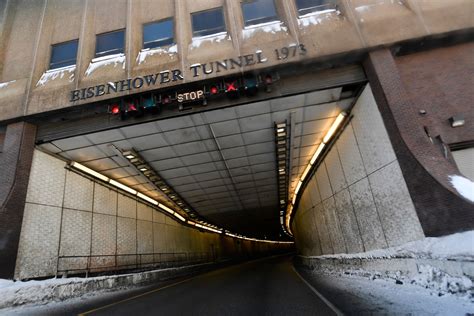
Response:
[292,265,344,316]
[78,254,295,316]
[77,276,198,315]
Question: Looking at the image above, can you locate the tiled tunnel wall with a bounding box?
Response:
[291,85,425,256]
[14,150,286,280]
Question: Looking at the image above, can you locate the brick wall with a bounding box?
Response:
[365,46,474,236]
[0,122,36,279]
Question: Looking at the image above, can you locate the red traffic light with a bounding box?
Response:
[110,104,120,115]
[210,86,219,94]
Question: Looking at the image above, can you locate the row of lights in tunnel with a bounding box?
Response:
[69,156,293,244]
[283,111,348,236]
[274,122,290,236]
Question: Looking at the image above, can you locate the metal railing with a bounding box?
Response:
[57,251,214,277]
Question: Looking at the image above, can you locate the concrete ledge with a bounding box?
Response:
[296,256,474,280]
[0,261,222,309]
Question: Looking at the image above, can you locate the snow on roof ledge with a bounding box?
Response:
[242,21,287,39]
[86,54,126,76]
[191,32,230,49]
[36,66,76,87]
[449,175,474,203]
[136,45,177,65]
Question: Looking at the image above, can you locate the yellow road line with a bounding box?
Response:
[78,254,292,315]
[78,276,198,315]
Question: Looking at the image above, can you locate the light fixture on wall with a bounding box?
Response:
[284,111,349,235]
[449,115,465,128]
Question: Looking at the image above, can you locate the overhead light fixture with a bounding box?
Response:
[323,112,347,144]
[173,212,186,222]
[449,115,465,128]
[158,203,175,215]
[310,143,325,165]
[70,162,110,182]
[109,179,137,195]
[137,192,158,205]
[274,121,290,236]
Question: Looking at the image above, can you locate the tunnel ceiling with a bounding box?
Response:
[39,86,358,239]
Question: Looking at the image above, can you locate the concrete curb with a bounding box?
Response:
[0,261,221,309]
[296,256,474,280]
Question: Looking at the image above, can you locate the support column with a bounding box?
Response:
[0,122,37,279]
[363,49,474,237]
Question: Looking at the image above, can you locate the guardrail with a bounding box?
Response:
[57,252,214,277]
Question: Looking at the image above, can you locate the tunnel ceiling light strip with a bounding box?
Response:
[70,162,110,182]
[137,192,159,205]
[69,161,292,244]
[116,147,200,221]
[274,120,290,237]
[109,179,137,195]
[173,212,186,222]
[285,112,348,235]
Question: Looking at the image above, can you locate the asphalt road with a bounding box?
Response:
[73,255,337,316]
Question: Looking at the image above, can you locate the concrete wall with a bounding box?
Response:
[14,149,289,280]
[291,84,424,256]
[0,0,472,121]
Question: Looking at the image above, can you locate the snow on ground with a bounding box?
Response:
[0,262,215,310]
[85,53,125,76]
[36,65,75,86]
[311,230,474,261]
[301,231,474,305]
[190,32,230,49]
[136,44,178,65]
[0,80,16,89]
[300,267,474,315]
[449,175,474,203]
[242,21,287,39]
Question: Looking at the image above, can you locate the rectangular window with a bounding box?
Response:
[192,7,226,37]
[143,18,174,49]
[242,0,278,27]
[295,0,336,16]
[95,29,125,58]
[50,40,78,70]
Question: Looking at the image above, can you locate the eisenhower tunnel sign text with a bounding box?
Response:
[69,44,307,102]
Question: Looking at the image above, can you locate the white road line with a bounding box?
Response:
[292,265,344,316]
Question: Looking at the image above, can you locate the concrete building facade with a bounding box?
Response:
[0,0,472,279]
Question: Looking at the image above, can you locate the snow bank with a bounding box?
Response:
[449,175,474,203]
[314,230,474,261]
[411,264,473,295]
[299,231,474,298]
[0,80,16,89]
[0,262,216,309]
[136,44,178,65]
[242,21,287,39]
[36,66,75,87]
[85,53,125,76]
[191,32,230,49]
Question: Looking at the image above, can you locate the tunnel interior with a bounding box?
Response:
[37,82,365,241]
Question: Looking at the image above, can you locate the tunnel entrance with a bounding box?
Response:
[35,68,366,241]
